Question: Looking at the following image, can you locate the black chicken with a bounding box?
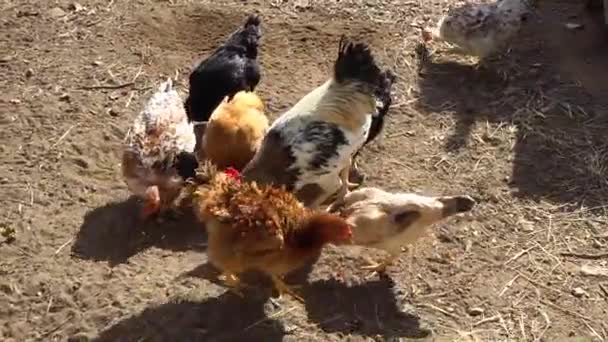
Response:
[185,15,262,124]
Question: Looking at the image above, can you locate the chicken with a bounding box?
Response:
[350,70,397,184]
[185,14,262,129]
[188,162,353,301]
[242,36,394,209]
[421,0,538,64]
[327,187,476,278]
[122,78,198,220]
[200,91,269,171]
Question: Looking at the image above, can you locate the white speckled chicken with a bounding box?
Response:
[122,79,198,220]
[422,0,538,62]
[242,37,394,209]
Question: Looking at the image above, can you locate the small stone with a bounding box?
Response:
[581,264,608,278]
[108,107,119,117]
[59,93,71,102]
[565,23,584,30]
[9,99,21,105]
[47,7,66,18]
[68,3,84,12]
[25,68,34,78]
[0,55,13,63]
[571,287,588,298]
[16,10,39,17]
[92,61,103,66]
[467,307,484,316]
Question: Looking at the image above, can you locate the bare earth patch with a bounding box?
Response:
[1,0,607,341]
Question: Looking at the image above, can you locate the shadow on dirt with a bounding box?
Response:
[303,276,429,338]
[71,196,206,266]
[93,291,284,342]
[414,2,608,209]
[178,262,429,339]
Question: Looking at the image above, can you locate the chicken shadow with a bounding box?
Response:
[178,253,321,296]
[414,2,608,209]
[71,196,207,266]
[302,276,429,339]
[93,291,285,342]
[180,262,429,339]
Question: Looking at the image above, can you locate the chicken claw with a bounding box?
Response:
[271,275,304,303]
[361,254,399,279]
[219,273,246,298]
[336,159,360,201]
[349,159,366,186]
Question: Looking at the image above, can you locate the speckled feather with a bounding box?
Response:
[428,0,534,58]
[124,79,196,181]
[269,82,373,191]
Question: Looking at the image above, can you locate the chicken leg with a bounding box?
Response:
[219,272,246,298]
[336,160,360,200]
[271,275,304,303]
[344,163,362,190]
[349,159,366,185]
[361,252,400,279]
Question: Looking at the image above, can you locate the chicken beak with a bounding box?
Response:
[141,186,161,219]
[342,226,355,245]
[438,195,476,218]
[141,202,160,219]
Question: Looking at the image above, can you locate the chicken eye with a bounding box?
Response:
[393,210,421,227]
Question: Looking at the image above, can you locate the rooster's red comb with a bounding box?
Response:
[223,167,241,181]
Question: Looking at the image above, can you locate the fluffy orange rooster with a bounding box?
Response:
[199,91,268,170]
[187,162,353,301]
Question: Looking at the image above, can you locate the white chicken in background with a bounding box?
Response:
[422,0,539,64]
[327,187,476,278]
[122,78,198,220]
[242,36,394,208]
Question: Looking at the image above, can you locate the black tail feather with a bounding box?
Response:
[184,97,193,122]
[362,69,397,147]
[333,36,382,91]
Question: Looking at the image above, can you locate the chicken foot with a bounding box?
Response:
[349,159,366,186]
[361,253,400,279]
[271,275,304,303]
[219,272,246,298]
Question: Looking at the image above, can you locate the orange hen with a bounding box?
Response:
[191,165,352,301]
[199,91,268,171]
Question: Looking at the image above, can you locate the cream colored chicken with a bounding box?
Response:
[422,0,538,63]
[327,187,476,278]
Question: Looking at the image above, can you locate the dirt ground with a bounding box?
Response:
[1,0,608,341]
